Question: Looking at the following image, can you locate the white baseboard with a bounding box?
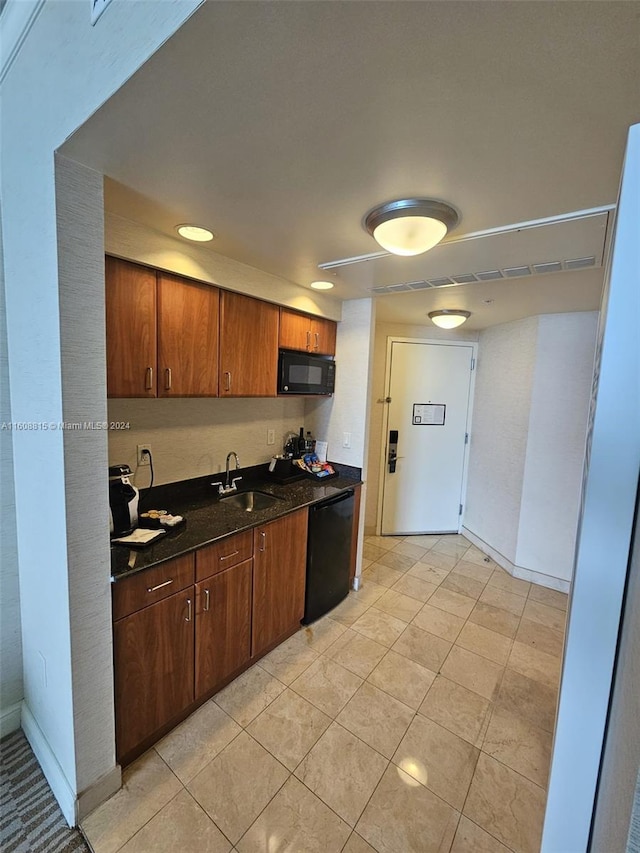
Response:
[462,527,571,593]
[20,702,122,826]
[0,701,22,738]
[21,702,76,827]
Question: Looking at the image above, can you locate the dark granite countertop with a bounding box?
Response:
[111,463,362,582]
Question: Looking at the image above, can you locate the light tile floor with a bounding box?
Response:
[82,534,568,853]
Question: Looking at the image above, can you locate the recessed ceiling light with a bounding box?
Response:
[176,224,215,242]
[310,280,335,290]
[428,309,471,329]
[364,198,459,256]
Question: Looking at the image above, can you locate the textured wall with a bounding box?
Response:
[108,397,305,486]
[305,299,375,470]
[0,201,22,731]
[1,0,202,824]
[516,312,598,581]
[365,322,479,533]
[464,317,538,563]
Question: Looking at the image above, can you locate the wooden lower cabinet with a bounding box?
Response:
[195,560,253,698]
[114,589,194,762]
[252,509,308,657]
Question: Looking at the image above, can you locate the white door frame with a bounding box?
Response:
[376,336,478,536]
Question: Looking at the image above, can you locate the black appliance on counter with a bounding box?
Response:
[302,488,355,624]
[278,350,335,396]
[109,464,139,536]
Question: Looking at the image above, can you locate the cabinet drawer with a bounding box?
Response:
[196,530,254,581]
[112,553,195,621]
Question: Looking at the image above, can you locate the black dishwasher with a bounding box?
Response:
[303,488,355,624]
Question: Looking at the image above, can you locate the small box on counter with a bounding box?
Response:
[293,455,339,480]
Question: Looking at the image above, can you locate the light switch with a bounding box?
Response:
[267,429,275,445]
[342,432,351,448]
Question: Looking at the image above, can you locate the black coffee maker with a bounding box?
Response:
[109,464,139,536]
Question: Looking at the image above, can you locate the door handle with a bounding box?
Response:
[185,598,192,622]
[306,330,311,351]
[224,371,231,392]
[314,332,319,351]
[145,366,153,391]
[388,429,399,473]
[259,531,266,552]
[203,589,210,612]
[165,367,172,390]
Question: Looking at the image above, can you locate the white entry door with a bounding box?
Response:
[381,340,475,535]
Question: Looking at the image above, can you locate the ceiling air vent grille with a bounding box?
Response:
[564,256,596,270]
[368,255,600,294]
[475,270,504,281]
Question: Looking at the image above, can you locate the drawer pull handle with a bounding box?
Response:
[219,549,239,562]
[145,366,153,390]
[186,598,192,622]
[259,531,266,552]
[165,367,172,390]
[204,589,210,612]
[147,579,173,593]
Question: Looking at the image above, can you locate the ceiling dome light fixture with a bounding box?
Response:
[176,224,215,242]
[428,309,471,329]
[310,280,335,290]
[364,198,459,256]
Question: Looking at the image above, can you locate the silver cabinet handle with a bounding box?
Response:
[147,578,173,593]
[203,589,210,612]
[220,549,239,562]
[259,531,266,552]
[314,331,319,351]
[145,366,153,390]
[165,367,172,390]
[306,330,311,351]
[224,371,231,392]
[186,598,192,622]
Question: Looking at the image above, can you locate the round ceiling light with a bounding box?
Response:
[176,224,215,242]
[364,198,459,256]
[428,309,471,329]
[310,280,335,290]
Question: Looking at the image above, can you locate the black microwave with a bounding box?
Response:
[278,350,336,395]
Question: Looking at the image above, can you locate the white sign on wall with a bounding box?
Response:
[91,0,114,25]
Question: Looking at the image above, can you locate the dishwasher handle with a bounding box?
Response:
[311,489,355,510]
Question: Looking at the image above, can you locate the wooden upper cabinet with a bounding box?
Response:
[252,509,308,657]
[157,273,219,397]
[105,257,157,397]
[219,291,279,397]
[279,308,337,356]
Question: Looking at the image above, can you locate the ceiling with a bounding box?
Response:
[61,1,640,329]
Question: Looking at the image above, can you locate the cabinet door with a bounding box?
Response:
[195,560,252,698]
[105,256,157,398]
[114,590,194,762]
[279,308,311,352]
[157,273,219,397]
[310,317,337,356]
[252,510,308,657]
[219,291,279,397]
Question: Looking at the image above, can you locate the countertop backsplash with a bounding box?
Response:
[107,396,306,487]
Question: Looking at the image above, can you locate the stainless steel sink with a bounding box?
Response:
[219,490,281,512]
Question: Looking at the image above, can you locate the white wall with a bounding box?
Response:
[464,317,538,562]
[463,312,597,588]
[0,0,203,823]
[516,312,598,581]
[0,201,22,737]
[108,397,305,486]
[365,321,479,533]
[542,122,640,853]
[306,298,375,470]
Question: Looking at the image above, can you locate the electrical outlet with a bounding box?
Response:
[342,432,351,448]
[267,429,275,446]
[137,444,152,466]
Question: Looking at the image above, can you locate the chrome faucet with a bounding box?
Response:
[218,451,242,495]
